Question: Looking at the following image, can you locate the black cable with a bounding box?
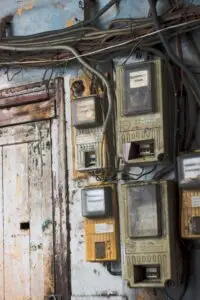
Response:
[148,0,200,107]
[182,76,198,151]
[5,66,22,81]
[126,165,157,180]
[106,262,122,276]
[152,165,174,180]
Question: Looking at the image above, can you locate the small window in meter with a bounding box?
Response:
[178,152,200,188]
[123,63,153,116]
[82,187,112,217]
[72,96,101,128]
[127,184,161,238]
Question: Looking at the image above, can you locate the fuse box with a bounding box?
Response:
[82,184,119,262]
[181,189,200,238]
[119,180,182,288]
[116,58,174,165]
[70,76,114,178]
[178,151,200,189]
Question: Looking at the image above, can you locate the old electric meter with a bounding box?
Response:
[116,58,174,165]
[178,151,200,189]
[72,95,102,128]
[119,180,182,288]
[181,189,200,238]
[82,186,112,217]
[70,76,114,177]
[82,184,119,262]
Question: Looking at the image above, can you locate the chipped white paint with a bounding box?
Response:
[0,121,55,299]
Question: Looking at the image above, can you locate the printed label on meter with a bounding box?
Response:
[95,223,114,234]
[129,70,148,88]
[183,157,200,179]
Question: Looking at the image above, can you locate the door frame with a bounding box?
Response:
[0,78,70,299]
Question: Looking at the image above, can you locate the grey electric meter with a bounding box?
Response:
[178,151,200,188]
[72,95,101,128]
[127,184,161,238]
[123,62,153,116]
[82,187,112,217]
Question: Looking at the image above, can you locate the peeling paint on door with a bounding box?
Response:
[0,121,55,299]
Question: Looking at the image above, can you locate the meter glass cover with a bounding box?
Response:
[123,64,153,115]
[178,153,200,188]
[85,189,105,213]
[82,187,112,217]
[127,184,161,238]
[72,96,99,127]
[76,97,95,123]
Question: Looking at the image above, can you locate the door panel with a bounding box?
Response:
[4,143,30,300]
[0,121,54,300]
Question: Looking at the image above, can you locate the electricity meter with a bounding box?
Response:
[116,58,174,165]
[82,187,112,217]
[181,189,200,238]
[119,180,182,288]
[72,96,101,128]
[82,184,119,262]
[70,75,115,178]
[178,151,200,189]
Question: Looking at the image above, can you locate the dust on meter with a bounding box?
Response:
[116,58,174,165]
[119,180,182,287]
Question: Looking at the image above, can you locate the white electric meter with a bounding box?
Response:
[178,151,200,188]
[82,187,112,217]
[72,96,101,128]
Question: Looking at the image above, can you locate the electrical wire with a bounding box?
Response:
[106,262,122,276]
[148,0,200,107]
[0,15,200,68]
[0,44,113,136]
[125,165,157,180]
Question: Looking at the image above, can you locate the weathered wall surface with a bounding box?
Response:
[0,1,200,300]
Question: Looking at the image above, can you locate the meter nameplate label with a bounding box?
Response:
[129,70,148,88]
[87,199,104,212]
[183,157,200,179]
[95,223,114,234]
[192,196,200,207]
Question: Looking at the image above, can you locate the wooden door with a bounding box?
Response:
[0,121,55,300]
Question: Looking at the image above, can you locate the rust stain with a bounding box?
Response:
[66,19,75,27]
[0,99,55,127]
[17,0,34,16]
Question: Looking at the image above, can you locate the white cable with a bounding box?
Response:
[0,44,112,135]
[0,17,199,66]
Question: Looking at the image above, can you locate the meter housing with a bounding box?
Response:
[119,180,182,287]
[116,58,174,165]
